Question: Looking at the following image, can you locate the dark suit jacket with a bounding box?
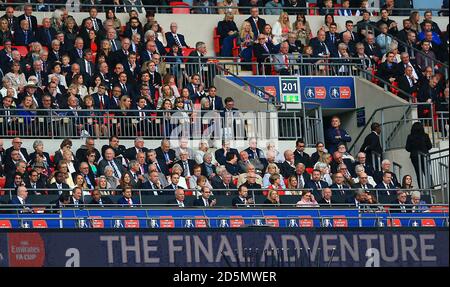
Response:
[92,93,111,110]
[117,197,140,206]
[16,14,38,33]
[359,131,382,161]
[324,127,352,154]
[13,29,36,46]
[232,196,248,207]
[97,158,126,176]
[211,180,236,192]
[88,196,113,206]
[165,32,188,48]
[329,183,351,200]
[375,182,397,196]
[253,42,274,63]
[155,147,176,165]
[200,162,217,178]
[318,197,339,206]
[304,180,329,199]
[279,161,296,179]
[166,198,185,207]
[397,75,419,101]
[245,16,266,36]
[215,148,240,166]
[374,171,400,187]
[69,48,85,64]
[9,196,30,207]
[193,197,213,207]
[123,147,149,161]
[390,200,410,213]
[47,182,70,195]
[174,159,196,176]
[376,62,399,84]
[352,182,374,190]
[35,26,57,47]
[293,150,311,168]
[310,38,332,57]
[5,147,30,163]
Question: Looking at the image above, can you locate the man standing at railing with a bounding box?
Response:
[325,116,352,154]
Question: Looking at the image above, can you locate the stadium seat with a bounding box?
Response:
[0,220,12,228]
[124,216,140,228]
[159,216,175,228]
[264,216,279,227]
[305,168,313,175]
[170,2,190,14]
[298,216,314,227]
[333,3,342,15]
[90,216,105,228]
[421,219,436,227]
[194,216,209,228]
[332,216,348,227]
[308,3,318,15]
[229,216,245,228]
[32,220,48,228]
[182,47,195,57]
[12,46,28,57]
[213,27,221,55]
[430,206,449,213]
[387,218,402,227]
[0,177,5,188]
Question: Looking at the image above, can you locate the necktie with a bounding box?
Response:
[331,34,334,43]
[85,176,93,189]
[74,199,78,206]
[164,152,170,163]
[205,199,209,206]
[78,49,82,58]
[127,198,132,205]
[92,18,98,31]
[111,40,117,51]
[133,173,137,181]
[99,96,104,109]
[298,176,304,189]
[173,34,182,48]
[316,182,321,189]
[284,55,289,68]
[155,162,161,172]
[184,162,190,177]
[27,16,32,31]
[99,199,103,206]
[24,30,28,44]
[86,60,91,75]
[109,160,120,178]
[263,44,269,53]
[46,29,51,43]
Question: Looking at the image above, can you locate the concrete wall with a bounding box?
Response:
[16,11,449,56]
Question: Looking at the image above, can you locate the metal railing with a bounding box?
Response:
[436,111,449,141]
[0,107,324,142]
[5,2,448,15]
[349,103,436,154]
[418,148,449,192]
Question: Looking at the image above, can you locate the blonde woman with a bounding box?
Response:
[262,163,286,189]
[272,12,291,45]
[239,21,255,63]
[157,84,176,108]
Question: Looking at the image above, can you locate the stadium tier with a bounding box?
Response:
[0,1,448,268]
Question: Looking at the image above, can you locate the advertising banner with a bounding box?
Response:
[0,229,448,267]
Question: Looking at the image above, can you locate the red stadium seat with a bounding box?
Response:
[182,47,195,57]
[230,216,245,228]
[333,3,342,15]
[264,216,279,227]
[213,27,221,55]
[0,220,12,228]
[0,177,5,188]
[194,216,209,228]
[90,216,105,228]
[305,168,313,175]
[124,216,140,228]
[32,220,48,228]
[333,216,348,227]
[159,216,175,228]
[298,216,314,227]
[430,206,449,213]
[421,219,436,227]
[308,3,318,15]
[387,218,402,227]
[170,2,191,14]
[12,46,28,57]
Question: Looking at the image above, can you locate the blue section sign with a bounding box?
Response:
[225,76,356,109]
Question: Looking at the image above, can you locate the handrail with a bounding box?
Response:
[215,62,281,109]
[4,3,449,14]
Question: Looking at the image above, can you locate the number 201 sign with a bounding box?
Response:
[279,77,300,104]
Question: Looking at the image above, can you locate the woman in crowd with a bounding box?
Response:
[87,29,99,54]
[63,17,79,48]
[264,189,282,206]
[97,175,113,195]
[72,74,88,99]
[96,40,113,67]
[157,84,176,108]
[265,174,285,196]
[116,95,134,137]
[16,94,37,133]
[104,8,122,35]
[406,122,432,188]
[157,98,174,137]
[272,12,291,45]
[401,174,415,190]
[262,24,274,45]
[85,149,99,178]
[353,164,377,186]
[170,164,189,189]
[239,21,255,65]
[80,95,102,137]
[292,13,312,46]
[286,175,301,195]
[296,190,319,207]
[29,140,52,172]
[0,18,12,45]
[49,160,76,188]
[321,13,336,32]
[263,163,286,189]
[5,62,27,93]
[103,166,120,192]
[217,12,239,57]
[88,75,103,95]
[48,62,68,89]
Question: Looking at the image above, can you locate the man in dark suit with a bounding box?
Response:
[123,16,144,42]
[166,189,186,207]
[390,190,409,213]
[75,162,96,190]
[193,187,216,207]
[211,172,237,193]
[15,4,37,35]
[111,38,132,68]
[76,49,95,85]
[26,168,47,195]
[69,37,86,64]
[373,160,400,187]
[123,52,141,84]
[164,173,184,192]
[352,152,375,177]
[374,171,398,196]
[293,138,311,168]
[82,7,104,33]
[359,122,382,169]
[9,186,31,213]
[204,86,224,111]
[310,30,332,58]
[293,163,311,189]
[240,172,262,191]
[155,139,176,167]
[253,34,274,74]
[98,148,126,177]
[117,187,140,207]
[174,151,197,178]
[13,19,36,46]
[363,33,382,65]
[245,7,266,37]
[376,52,398,86]
[352,172,374,191]
[47,171,70,195]
[325,116,352,154]
[232,185,254,207]
[92,84,111,110]
[146,149,170,177]
[279,150,296,179]
[329,172,351,201]
[1,6,18,34]
[339,20,359,43]
[48,40,64,65]
[101,136,126,159]
[304,169,329,199]
[35,18,56,48]
[5,172,25,192]
[4,138,30,163]
[215,141,240,166]
[317,187,339,206]
[88,189,114,206]
[165,22,189,48]
[397,66,419,101]
[69,187,84,208]
[186,41,208,76]
[244,138,268,169]
[141,170,165,195]
[123,137,149,161]
[325,23,340,56]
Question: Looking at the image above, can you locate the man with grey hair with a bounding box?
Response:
[106,28,121,51]
[347,188,368,206]
[124,137,148,161]
[144,164,169,188]
[77,162,95,190]
[127,160,143,188]
[167,188,186,207]
[273,41,294,75]
[48,39,62,64]
[36,17,57,48]
[186,41,208,76]
[174,150,196,178]
[9,185,32,212]
[174,137,195,160]
[410,191,429,213]
[374,159,400,187]
[200,152,217,179]
[390,190,408,213]
[165,22,189,49]
[334,42,352,75]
